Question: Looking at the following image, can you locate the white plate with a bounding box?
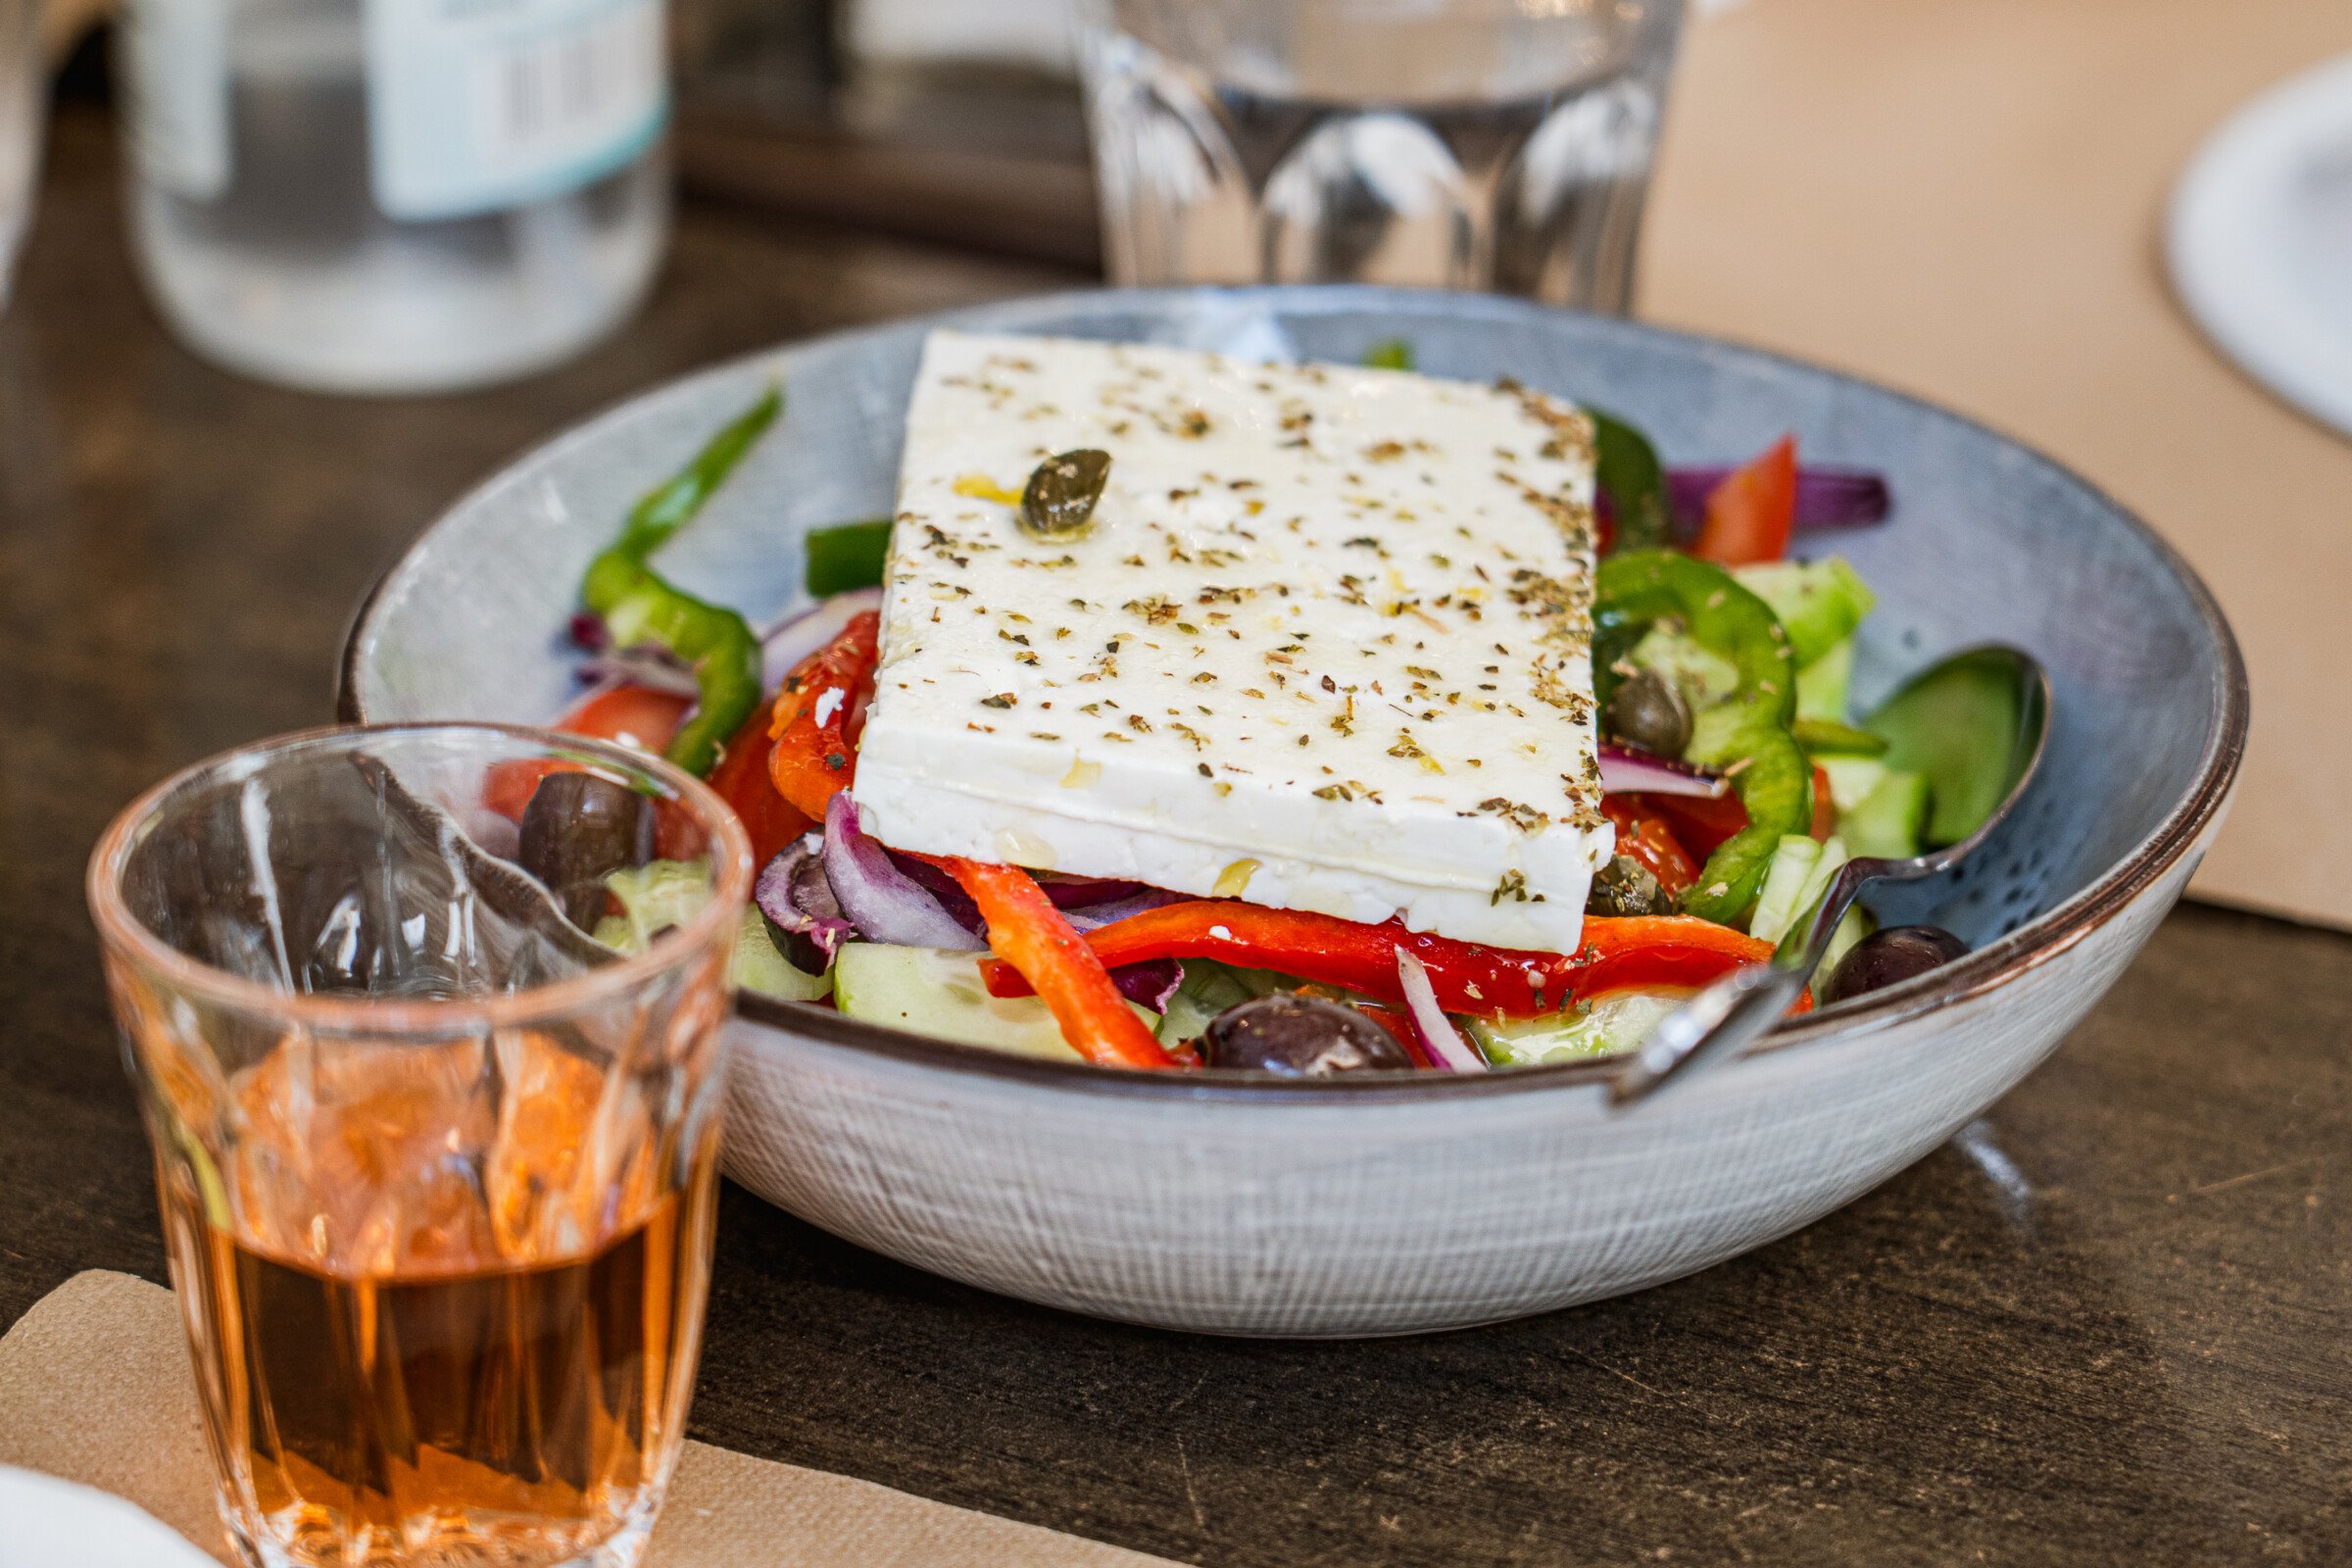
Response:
[2168,50,2352,438]
[0,1466,215,1568]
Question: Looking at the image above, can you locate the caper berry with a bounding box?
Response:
[1821,924,1969,1005]
[1200,994,1414,1076]
[1019,448,1111,540]
[1604,666,1692,759]
[1586,854,1675,917]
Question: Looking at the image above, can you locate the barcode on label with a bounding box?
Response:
[476,3,662,172]
[368,0,668,222]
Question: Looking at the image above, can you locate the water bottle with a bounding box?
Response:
[118,0,670,394]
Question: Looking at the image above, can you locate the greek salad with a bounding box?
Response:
[499,331,1989,1076]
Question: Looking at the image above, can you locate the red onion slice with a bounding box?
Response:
[1109,957,1185,1012]
[1665,466,1891,531]
[888,852,983,930]
[576,647,701,697]
[762,587,885,688]
[1393,949,1487,1072]
[1065,888,1189,931]
[1032,871,1150,907]
[1597,743,1731,800]
[754,835,857,958]
[822,795,983,951]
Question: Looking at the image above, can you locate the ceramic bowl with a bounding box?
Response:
[343,287,2245,1337]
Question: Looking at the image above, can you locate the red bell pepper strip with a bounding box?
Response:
[766,610,879,819]
[1810,763,1837,842]
[1691,435,1797,565]
[1601,797,1699,900]
[981,903,1801,1019]
[709,700,814,867]
[1636,790,1750,860]
[937,858,1188,1070]
[1355,1004,1431,1066]
[482,683,691,821]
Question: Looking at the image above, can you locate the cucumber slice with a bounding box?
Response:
[731,910,832,1002]
[833,943,1157,1060]
[1751,833,1867,952]
[1748,835,1825,945]
[1154,959,1294,1047]
[1822,903,1877,978]
[591,862,832,1002]
[1630,625,1742,711]
[1734,557,1876,666]
[1796,636,1855,722]
[1865,649,2025,846]
[1841,768,1930,860]
[1791,717,1887,757]
[1818,756,1888,814]
[1468,991,1690,1067]
[596,859,712,950]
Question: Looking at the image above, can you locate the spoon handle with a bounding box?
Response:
[1606,856,1891,1108]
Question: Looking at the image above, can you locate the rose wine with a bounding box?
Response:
[151,1031,719,1567]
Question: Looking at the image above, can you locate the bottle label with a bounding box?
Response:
[121,0,232,201]
[366,0,668,222]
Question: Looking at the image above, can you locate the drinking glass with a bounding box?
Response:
[0,0,42,309]
[1076,0,1687,314]
[87,725,754,1568]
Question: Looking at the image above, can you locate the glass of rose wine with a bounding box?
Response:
[87,724,753,1568]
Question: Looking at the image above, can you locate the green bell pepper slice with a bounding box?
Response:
[1589,409,1672,555]
[580,387,782,776]
[803,516,893,596]
[1594,549,1810,925]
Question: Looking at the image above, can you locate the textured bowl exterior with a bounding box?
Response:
[721,838,2200,1336]
[346,286,2245,1336]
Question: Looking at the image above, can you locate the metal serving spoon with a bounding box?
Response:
[1608,644,2052,1108]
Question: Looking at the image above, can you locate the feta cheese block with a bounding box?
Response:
[849,329,1615,952]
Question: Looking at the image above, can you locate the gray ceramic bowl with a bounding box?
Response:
[344,287,2245,1337]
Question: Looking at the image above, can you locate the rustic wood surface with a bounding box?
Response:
[3,108,2346,1566]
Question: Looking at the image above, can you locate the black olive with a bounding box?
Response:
[1200,994,1413,1076]
[1587,854,1674,917]
[518,771,652,928]
[1019,449,1111,540]
[1604,666,1692,759]
[1822,924,1969,1005]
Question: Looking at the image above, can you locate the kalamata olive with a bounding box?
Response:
[1604,666,1692,759]
[519,771,652,927]
[1587,854,1674,917]
[1200,994,1414,1076]
[1019,448,1111,540]
[1822,924,1969,1005]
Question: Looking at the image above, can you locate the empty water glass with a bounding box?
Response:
[1078,0,1687,314]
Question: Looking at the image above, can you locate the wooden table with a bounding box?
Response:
[5,106,2348,1566]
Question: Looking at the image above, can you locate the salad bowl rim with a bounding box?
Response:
[340,283,2250,1103]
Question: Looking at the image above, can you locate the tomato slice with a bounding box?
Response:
[1601,797,1699,899]
[1691,435,1797,565]
[1636,790,1749,860]
[767,610,881,819]
[482,684,692,821]
[709,701,814,867]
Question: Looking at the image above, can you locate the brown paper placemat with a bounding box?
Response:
[1644,0,2352,928]
[0,1272,1175,1568]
